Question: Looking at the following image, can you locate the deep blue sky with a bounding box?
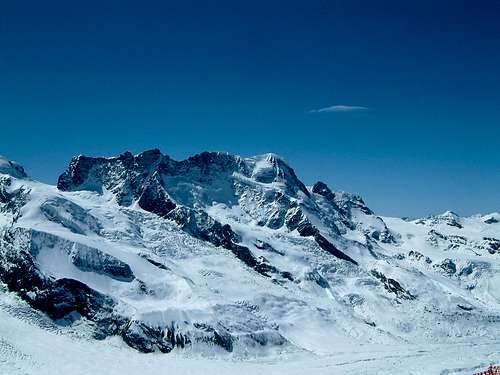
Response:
[1,0,499,217]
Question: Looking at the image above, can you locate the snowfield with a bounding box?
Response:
[0,151,498,374]
[0,290,498,375]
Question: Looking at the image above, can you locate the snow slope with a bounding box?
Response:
[1,288,499,375]
[0,150,499,372]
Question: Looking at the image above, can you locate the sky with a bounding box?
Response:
[1,0,499,217]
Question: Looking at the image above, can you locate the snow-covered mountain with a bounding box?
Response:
[0,150,499,360]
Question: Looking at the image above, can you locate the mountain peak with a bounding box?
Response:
[414,210,463,228]
[312,181,334,198]
[58,150,312,202]
[0,155,27,179]
[439,210,460,218]
[248,153,309,196]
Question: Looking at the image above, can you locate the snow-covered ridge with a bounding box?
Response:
[0,155,27,179]
[0,151,499,358]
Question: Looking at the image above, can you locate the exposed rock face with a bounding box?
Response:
[121,320,236,354]
[57,150,364,269]
[312,181,394,243]
[57,152,312,228]
[458,261,490,278]
[435,258,457,275]
[484,216,499,224]
[136,175,176,217]
[58,150,171,206]
[166,206,239,247]
[312,181,335,201]
[254,240,284,256]
[0,228,45,294]
[370,270,415,300]
[408,250,432,264]
[284,205,358,264]
[0,228,123,339]
[165,206,289,279]
[121,321,176,353]
[314,234,358,265]
[332,190,374,216]
[0,176,30,222]
[57,151,308,208]
[26,278,121,329]
[427,230,448,247]
[481,237,500,254]
[192,323,233,352]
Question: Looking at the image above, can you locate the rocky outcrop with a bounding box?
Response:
[484,216,499,224]
[285,206,358,265]
[136,174,176,217]
[121,320,237,354]
[0,176,30,220]
[427,229,448,247]
[314,234,358,265]
[416,211,463,229]
[166,206,239,246]
[330,189,374,216]
[312,181,336,201]
[370,270,415,300]
[312,181,394,243]
[0,228,124,338]
[121,321,177,353]
[192,323,233,352]
[435,258,457,275]
[165,206,291,280]
[480,237,500,254]
[0,228,46,293]
[26,278,123,333]
[408,250,432,264]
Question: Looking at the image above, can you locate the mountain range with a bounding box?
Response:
[0,150,499,359]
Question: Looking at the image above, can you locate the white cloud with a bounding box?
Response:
[309,105,369,113]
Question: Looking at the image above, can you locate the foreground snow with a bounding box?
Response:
[0,290,498,375]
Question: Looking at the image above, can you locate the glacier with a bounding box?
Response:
[0,150,499,374]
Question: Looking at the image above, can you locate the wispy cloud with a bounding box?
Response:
[309,105,369,113]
